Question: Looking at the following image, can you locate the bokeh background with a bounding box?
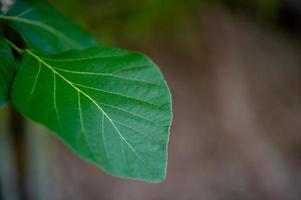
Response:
[1,0,301,199]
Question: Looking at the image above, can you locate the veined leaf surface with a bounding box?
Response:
[0,35,15,107]
[12,47,172,182]
[0,0,96,54]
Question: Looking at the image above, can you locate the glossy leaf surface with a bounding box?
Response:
[0,0,96,54]
[12,47,172,182]
[0,35,15,107]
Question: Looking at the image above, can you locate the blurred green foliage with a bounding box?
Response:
[50,0,205,44]
[257,0,280,22]
[50,0,280,45]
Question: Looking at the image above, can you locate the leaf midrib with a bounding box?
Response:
[26,50,144,163]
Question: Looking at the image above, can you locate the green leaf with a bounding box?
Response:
[0,0,96,54]
[0,36,15,108]
[12,47,172,182]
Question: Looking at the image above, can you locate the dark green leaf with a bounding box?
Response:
[0,0,96,54]
[12,47,172,182]
[0,35,15,108]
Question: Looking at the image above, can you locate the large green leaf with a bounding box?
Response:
[12,47,172,182]
[0,35,15,107]
[0,0,96,54]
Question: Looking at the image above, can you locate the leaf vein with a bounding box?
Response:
[113,120,165,144]
[72,82,164,110]
[96,101,158,125]
[53,67,160,86]
[40,53,131,62]
[30,61,41,97]
[53,73,62,132]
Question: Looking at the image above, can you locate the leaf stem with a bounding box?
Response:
[4,38,24,54]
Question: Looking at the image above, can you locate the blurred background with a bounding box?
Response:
[1,0,301,199]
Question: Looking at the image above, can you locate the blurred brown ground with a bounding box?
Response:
[2,2,301,200]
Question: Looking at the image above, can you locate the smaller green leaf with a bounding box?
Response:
[0,0,96,54]
[0,35,15,108]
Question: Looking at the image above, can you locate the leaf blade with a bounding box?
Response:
[0,0,96,54]
[0,35,15,108]
[12,48,172,182]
